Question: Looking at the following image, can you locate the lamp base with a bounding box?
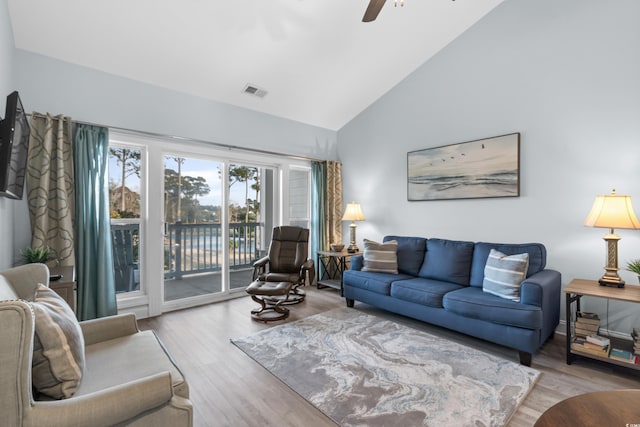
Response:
[598,232,625,288]
[347,222,359,254]
[598,278,625,288]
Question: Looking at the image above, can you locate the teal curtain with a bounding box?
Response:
[311,161,327,260]
[74,124,117,320]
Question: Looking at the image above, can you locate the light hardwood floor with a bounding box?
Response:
[139,286,640,427]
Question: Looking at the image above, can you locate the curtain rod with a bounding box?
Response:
[27,112,326,163]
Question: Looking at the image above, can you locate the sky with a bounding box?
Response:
[108,154,257,207]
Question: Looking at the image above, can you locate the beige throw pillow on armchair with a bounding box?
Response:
[30,283,85,399]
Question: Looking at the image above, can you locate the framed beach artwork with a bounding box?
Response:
[407,133,520,201]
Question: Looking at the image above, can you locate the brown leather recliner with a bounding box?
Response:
[246,226,315,321]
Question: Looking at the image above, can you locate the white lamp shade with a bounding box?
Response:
[584,190,640,229]
[342,202,365,221]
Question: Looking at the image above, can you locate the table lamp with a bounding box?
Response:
[584,189,640,287]
[342,202,365,253]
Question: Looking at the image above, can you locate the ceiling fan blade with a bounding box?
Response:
[362,0,387,22]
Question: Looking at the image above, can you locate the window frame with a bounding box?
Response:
[109,129,311,317]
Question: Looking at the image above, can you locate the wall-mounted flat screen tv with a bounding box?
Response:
[0,91,30,200]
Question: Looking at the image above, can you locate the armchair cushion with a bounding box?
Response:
[259,272,302,283]
[77,329,188,399]
[30,284,85,399]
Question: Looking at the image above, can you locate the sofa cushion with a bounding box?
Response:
[30,284,85,399]
[390,278,464,308]
[469,242,546,287]
[418,238,474,286]
[77,330,188,399]
[343,270,412,296]
[362,239,398,274]
[383,236,427,276]
[482,249,529,302]
[443,287,542,330]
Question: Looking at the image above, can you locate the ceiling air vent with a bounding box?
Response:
[242,84,268,98]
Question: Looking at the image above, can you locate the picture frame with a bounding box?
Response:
[407,133,520,201]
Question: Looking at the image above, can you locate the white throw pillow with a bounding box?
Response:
[362,239,398,274]
[482,249,529,302]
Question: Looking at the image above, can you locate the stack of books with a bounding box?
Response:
[571,334,611,357]
[574,311,600,338]
[632,327,640,357]
[609,347,639,364]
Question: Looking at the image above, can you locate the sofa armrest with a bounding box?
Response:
[1,263,49,300]
[350,254,364,271]
[80,313,139,346]
[0,301,34,426]
[521,269,562,341]
[520,269,561,307]
[29,372,179,427]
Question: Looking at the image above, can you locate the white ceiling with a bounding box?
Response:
[8,0,504,131]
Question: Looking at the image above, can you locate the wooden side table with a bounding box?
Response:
[564,278,640,369]
[49,265,76,314]
[316,250,356,295]
[535,389,640,426]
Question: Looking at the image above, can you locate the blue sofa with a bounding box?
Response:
[343,236,561,366]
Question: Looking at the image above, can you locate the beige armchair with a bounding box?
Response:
[0,263,192,427]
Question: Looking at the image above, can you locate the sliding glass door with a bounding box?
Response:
[162,155,276,306]
[163,155,224,302]
[227,163,275,292]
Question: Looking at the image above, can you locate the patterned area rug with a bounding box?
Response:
[232,308,539,427]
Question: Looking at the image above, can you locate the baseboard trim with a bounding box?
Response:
[555,319,632,341]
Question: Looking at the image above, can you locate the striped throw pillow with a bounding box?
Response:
[482,249,529,302]
[362,239,398,274]
[30,283,85,399]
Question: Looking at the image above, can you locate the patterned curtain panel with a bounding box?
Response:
[74,124,117,320]
[325,161,343,246]
[26,114,75,266]
[311,160,343,255]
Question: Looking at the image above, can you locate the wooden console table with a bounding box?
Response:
[535,389,640,426]
[564,278,640,369]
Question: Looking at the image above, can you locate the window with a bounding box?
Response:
[108,145,144,294]
[288,167,310,228]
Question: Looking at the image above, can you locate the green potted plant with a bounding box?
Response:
[625,258,640,284]
[21,246,56,265]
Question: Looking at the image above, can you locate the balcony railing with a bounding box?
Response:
[111,221,264,293]
[111,222,140,293]
[164,222,264,279]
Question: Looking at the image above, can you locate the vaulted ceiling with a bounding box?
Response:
[8,0,504,130]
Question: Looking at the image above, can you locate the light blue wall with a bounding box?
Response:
[338,0,640,332]
[13,50,337,161]
[0,0,18,269]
